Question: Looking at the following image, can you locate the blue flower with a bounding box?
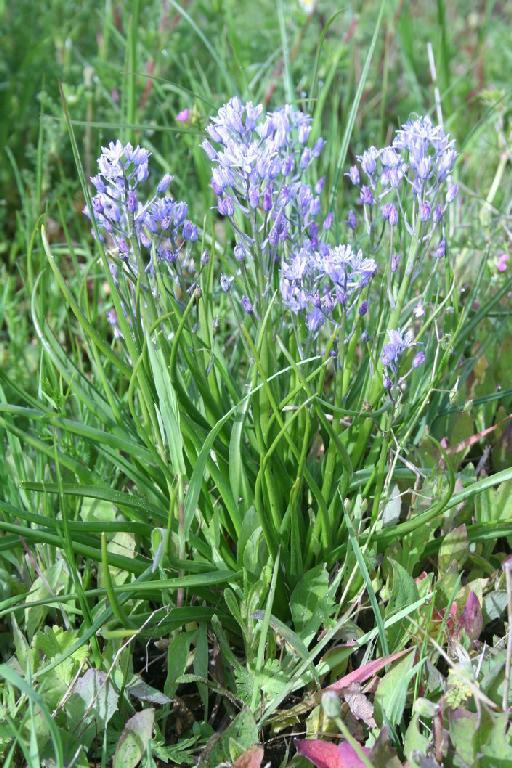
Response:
[381,202,398,225]
[381,328,414,373]
[352,115,458,237]
[220,274,234,292]
[241,295,254,313]
[85,141,198,269]
[203,98,326,264]
[280,242,377,331]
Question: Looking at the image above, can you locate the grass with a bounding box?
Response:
[1,1,512,766]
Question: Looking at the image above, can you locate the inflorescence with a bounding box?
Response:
[349,115,458,250]
[87,104,458,386]
[85,140,198,270]
[203,97,376,325]
[280,244,377,332]
[202,98,329,256]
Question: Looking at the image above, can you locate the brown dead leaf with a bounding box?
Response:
[343,684,376,728]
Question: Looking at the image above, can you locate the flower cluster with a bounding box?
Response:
[381,327,425,388]
[280,242,377,331]
[348,115,458,239]
[202,98,329,256]
[85,141,198,269]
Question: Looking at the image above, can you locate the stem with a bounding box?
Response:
[351,221,421,468]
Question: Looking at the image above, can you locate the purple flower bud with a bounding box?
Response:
[347,165,360,185]
[307,306,324,332]
[248,186,259,209]
[412,351,426,368]
[382,146,402,167]
[218,195,235,217]
[309,196,321,217]
[298,122,311,144]
[359,186,374,205]
[313,138,326,157]
[359,146,379,176]
[446,182,459,203]
[174,201,188,224]
[359,300,368,317]
[420,201,431,222]
[241,295,253,313]
[346,210,357,230]
[201,250,209,265]
[382,202,398,225]
[416,156,431,180]
[383,374,392,390]
[391,252,400,273]
[127,191,137,213]
[308,222,319,245]
[220,274,234,292]
[268,213,288,245]
[315,177,325,194]
[300,148,312,169]
[107,309,123,339]
[323,212,334,230]
[282,155,295,176]
[434,238,446,259]
[234,244,247,261]
[201,140,217,162]
[118,238,129,256]
[263,185,273,212]
[157,174,173,195]
[433,204,443,224]
[182,220,198,241]
[91,174,106,193]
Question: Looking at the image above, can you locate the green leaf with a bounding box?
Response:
[113,709,154,768]
[25,560,68,640]
[382,485,402,526]
[448,709,477,765]
[404,713,430,765]
[21,481,165,521]
[126,678,171,705]
[374,651,416,727]
[0,663,64,768]
[290,564,334,646]
[210,709,259,766]
[385,559,419,651]
[146,330,185,475]
[438,524,468,575]
[165,631,193,699]
[72,668,119,728]
[476,710,512,766]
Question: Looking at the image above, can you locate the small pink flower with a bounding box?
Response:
[497,252,509,273]
[176,108,191,124]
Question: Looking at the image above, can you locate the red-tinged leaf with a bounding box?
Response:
[338,742,371,767]
[233,745,264,768]
[325,649,409,692]
[459,591,483,640]
[296,739,370,768]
